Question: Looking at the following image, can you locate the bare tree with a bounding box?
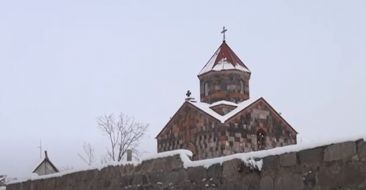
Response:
[98,113,148,162]
[78,142,96,166]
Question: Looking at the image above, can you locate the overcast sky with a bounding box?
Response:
[1,0,366,178]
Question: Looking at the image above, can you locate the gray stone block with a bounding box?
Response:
[186,166,207,182]
[260,176,273,190]
[357,140,366,161]
[343,162,365,186]
[302,170,316,187]
[142,155,183,173]
[164,169,187,185]
[323,141,356,162]
[274,173,304,190]
[220,182,247,190]
[279,152,297,167]
[298,147,324,165]
[222,159,243,179]
[262,155,279,170]
[207,163,222,179]
[318,161,365,188]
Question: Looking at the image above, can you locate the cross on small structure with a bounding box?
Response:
[221,26,228,42]
[186,90,191,98]
[37,139,42,159]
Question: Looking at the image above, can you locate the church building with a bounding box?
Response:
[33,151,59,176]
[156,29,297,160]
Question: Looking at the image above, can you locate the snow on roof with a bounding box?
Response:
[199,41,250,76]
[212,59,249,72]
[188,101,223,121]
[209,100,238,107]
[188,98,258,123]
[9,134,366,185]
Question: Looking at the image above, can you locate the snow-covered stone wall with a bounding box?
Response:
[6,138,366,190]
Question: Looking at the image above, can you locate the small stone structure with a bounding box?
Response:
[7,138,366,190]
[32,151,59,176]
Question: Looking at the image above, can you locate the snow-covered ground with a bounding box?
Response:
[0,186,6,190]
[9,134,366,185]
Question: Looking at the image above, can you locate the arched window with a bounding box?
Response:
[240,80,244,93]
[257,129,266,150]
[204,82,209,96]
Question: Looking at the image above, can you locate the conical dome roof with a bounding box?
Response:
[199,41,250,76]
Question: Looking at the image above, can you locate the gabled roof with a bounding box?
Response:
[156,97,297,138]
[155,101,222,138]
[189,98,257,123]
[199,41,250,76]
[33,151,59,174]
[223,98,298,134]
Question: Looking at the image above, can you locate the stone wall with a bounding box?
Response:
[7,139,366,190]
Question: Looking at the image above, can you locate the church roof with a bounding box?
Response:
[188,98,257,123]
[33,151,59,174]
[189,98,297,134]
[198,41,250,76]
[156,97,297,138]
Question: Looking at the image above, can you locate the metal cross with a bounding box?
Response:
[186,90,191,98]
[221,26,228,41]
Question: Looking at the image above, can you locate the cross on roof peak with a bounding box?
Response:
[186,90,191,97]
[221,26,228,42]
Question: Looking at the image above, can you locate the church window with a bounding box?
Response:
[257,129,266,150]
[240,80,244,93]
[204,82,209,96]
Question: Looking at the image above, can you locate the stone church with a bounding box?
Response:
[156,33,297,160]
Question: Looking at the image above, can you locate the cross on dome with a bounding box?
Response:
[221,26,228,42]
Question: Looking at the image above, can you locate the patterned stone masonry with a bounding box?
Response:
[157,98,297,160]
[224,100,297,153]
[210,104,237,116]
[157,103,223,160]
[199,70,250,104]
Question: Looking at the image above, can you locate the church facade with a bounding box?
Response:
[156,37,297,160]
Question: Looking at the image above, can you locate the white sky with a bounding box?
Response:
[1,0,366,178]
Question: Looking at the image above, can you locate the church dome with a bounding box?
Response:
[198,41,251,104]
